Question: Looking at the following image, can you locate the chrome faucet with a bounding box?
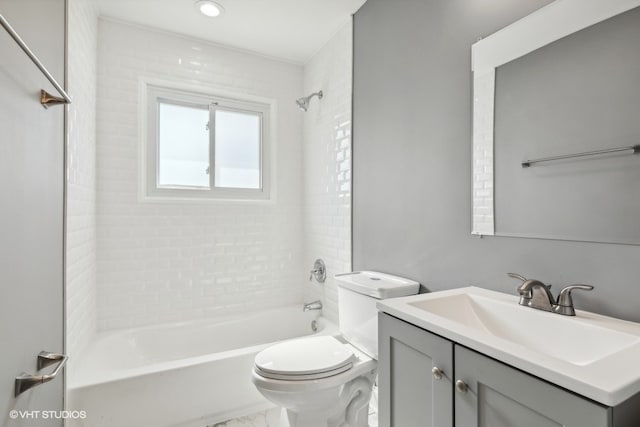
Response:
[508,273,593,316]
[303,300,323,312]
[509,273,555,311]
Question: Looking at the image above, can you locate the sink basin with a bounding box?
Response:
[409,293,639,366]
[378,286,640,406]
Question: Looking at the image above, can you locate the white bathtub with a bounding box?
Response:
[68,306,337,427]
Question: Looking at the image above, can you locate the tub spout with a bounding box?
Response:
[303,300,322,312]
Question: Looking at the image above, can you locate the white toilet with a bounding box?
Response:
[251,271,420,427]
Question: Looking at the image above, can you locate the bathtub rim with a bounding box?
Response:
[69,309,338,390]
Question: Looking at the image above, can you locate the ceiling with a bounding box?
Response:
[97,0,367,64]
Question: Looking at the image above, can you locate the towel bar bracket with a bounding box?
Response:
[0,13,71,107]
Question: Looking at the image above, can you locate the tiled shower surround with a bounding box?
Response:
[96,19,305,330]
[68,11,351,349]
[66,0,99,364]
[302,23,353,323]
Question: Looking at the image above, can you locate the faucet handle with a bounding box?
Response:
[554,284,594,316]
[508,273,534,302]
[507,272,528,283]
[309,259,326,283]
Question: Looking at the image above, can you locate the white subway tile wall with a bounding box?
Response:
[302,23,353,323]
[472,70,495,235]
[96,20,305,330]
[66,0,99,364]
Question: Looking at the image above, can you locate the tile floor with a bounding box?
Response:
[210,385,379,427]
[209,408,280,427]
[209,406,378,427]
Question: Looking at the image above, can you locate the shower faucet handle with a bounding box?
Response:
[309,259,326,283]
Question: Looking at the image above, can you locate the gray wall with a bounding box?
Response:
[352,0,640,322]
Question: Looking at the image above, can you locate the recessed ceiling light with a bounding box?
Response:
[195,0,224,18]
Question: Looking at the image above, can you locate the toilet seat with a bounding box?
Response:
[254,336,355,381]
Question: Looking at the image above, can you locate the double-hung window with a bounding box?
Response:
[144,84,271,200]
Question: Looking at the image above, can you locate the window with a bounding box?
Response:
[144,84,271,200]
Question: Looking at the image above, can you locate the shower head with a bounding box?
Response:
[296,97,309,111]
[296,90,323,112]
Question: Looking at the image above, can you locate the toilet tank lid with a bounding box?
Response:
[334,271,420,299]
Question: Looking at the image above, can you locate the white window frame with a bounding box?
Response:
[139,79,274,202]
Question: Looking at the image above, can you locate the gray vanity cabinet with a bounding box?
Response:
[378,312,454,427]
[454,345,608,427]
[378,312,625,427]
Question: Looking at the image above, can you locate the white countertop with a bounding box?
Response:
[377,286,640,406]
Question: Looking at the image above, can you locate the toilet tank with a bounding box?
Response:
[335,271,419,360]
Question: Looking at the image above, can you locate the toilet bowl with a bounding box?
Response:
[251,271,420,427]
[252,336,376,427]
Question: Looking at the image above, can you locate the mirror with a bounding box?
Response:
[471,0,640,244]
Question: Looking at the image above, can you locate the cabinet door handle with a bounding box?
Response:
[432,366,444,380]
[455,379,468,394]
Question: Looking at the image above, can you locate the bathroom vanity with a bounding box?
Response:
[377,287,640,427]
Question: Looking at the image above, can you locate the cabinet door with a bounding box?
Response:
[454,345,611,427]
[379,313,453,427]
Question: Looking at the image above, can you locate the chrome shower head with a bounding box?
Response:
[296,97,309,111]
[296,90,323,112]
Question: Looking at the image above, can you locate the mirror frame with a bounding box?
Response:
[471,0,640,236]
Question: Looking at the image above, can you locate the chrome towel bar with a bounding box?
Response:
[522,144,640,168]
[0,13,71,107]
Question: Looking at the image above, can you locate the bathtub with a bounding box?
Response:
[68,306,337,427]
